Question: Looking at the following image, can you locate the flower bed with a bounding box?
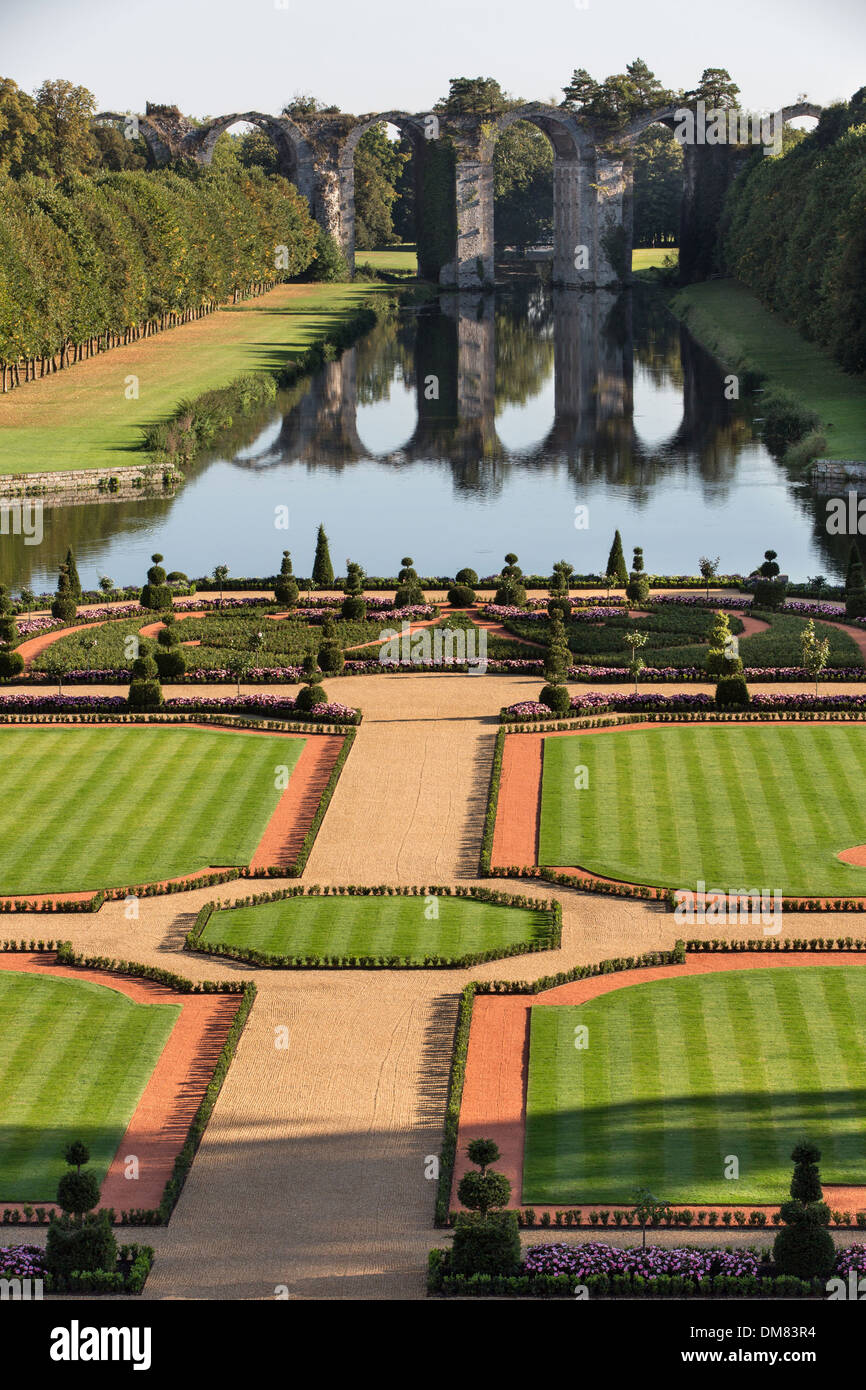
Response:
[0,693,361,723]
[502,691,866,721]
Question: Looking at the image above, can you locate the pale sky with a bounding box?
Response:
[2,0,864,120]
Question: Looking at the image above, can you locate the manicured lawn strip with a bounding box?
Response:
[538,725,866,896]
[0,972,178,1201]
[200,893,553,966]
[522,967,866,1204]
[0,281,397,474]
[670,279,866,461]
[0,727,303,892]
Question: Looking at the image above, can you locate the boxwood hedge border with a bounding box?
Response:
[184,883,562,970]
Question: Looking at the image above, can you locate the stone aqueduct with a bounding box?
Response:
[94,99,821,289]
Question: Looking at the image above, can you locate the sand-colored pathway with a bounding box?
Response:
[3,672,866,1298]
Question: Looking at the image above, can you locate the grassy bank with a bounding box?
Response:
[0,280,401,475]
[670,279,866,463]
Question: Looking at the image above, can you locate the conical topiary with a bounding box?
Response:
[772,1142,836,1280]
[606,530,629,587]
[64,548,82,601]
[274,550,299,608]
[312,524,334,588]
[0,584,23,678]
[140,554,173,612]
[51,563,77,624]
[845,548,866,619]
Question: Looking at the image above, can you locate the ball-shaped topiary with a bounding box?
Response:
[456,567,479,587]
[447,584,476,608]
[317,618,345,675]
[128,648,163,710]
[540,683,571,714]
[296,683,327,711]
[56,1169,101,1215]
[0,649,24,678]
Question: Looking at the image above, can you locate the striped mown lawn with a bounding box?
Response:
[0,726,304,893]
[523,967,866,1204]
[0,972,179,1201]
[201,894,554,964]
[538,724,866,896]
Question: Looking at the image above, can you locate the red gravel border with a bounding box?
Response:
[452,951,866,1218]
[0,952,240,1218]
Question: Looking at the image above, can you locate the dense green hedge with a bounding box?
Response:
[0,165,318,385]
[721,91,866,373]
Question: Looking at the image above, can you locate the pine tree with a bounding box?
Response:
[312,524,334,588]
[606,531,628,586]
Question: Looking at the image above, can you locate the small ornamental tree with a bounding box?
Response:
[705,610,743,677]
[0,583,23,678]
[274,551,299,608]
[47,1140,117,1282]
[140,554,173,611]
[606,530,628,587]
[602,571,616,600]
[632,1189,672,1249]
[494,552,527,607]
[51,563,77,623]
[393,556,425,608]
[341,561,367,620]
[452,1137,520,1277]
[312,523,334,588]
[800,618,831,695]
[754,549,787,609]
[626,546,649,604]
[623,628,648,692]
[772,1142,836,1280]
[64,548,82,601]
[41,647,66,694]
[127,641,163,710]
[98,575,115,602]
[699,554,720,599]
[845,548,866,619]
[154,613,186,679]
[317,616,345,674]
[540,609,571,713]
[547,560,574,619]
[212,564,230,609]
[296,652,327,711]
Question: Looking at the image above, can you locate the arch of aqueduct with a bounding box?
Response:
[94,99,821,290]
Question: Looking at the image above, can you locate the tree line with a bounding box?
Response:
[721,88,866,373]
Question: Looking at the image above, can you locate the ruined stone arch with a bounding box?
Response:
[187,112,304,183]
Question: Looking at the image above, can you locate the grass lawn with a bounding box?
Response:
[0,726,304,893]
[0,280,395,474]
[538,724,866,896]
[0,971,179,1201]
[523,967,866,1204]
[671,279,866,461]
[632,247,678,272]
[356,244,419,275]
[200,893,554,964]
